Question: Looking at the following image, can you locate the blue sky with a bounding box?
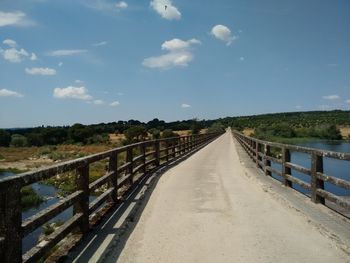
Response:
[0,0,349,128]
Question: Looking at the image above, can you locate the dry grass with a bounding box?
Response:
[339,126,350,139]
[243,128,254,137]
[109,133,125,144]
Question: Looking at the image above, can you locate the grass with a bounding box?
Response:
[21,185,44,210]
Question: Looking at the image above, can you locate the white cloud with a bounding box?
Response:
[1,47,29,63]
[3,39,17,48]
[295,105,303,110]
[323,94,340,100]
[143,38,200,69]
[211,24,237,46]
[115,1,128,10]
[346,99,350,104]
[53,86,92,100]
[150,0,181,20]
[58,62,63,67]
[0,11,33,27]
[92,41,107,47]
[161,38,201,51]
[75,79,84,84]
[25,67,56,76]
[30,53,37,60]
[239,56,245,61]
[0,88,23,97]
[181,103,191,108]
[47,49,87,56]
[93,99,104,105]
[110,101,120,107]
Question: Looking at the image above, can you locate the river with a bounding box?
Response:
[271,140,350,198]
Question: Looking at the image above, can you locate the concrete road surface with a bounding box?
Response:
[104,132,349,263]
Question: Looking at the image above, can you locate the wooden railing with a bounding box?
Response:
[0,132,222,263]
[233,130,350,214]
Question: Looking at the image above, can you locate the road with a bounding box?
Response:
[103,132,349,263]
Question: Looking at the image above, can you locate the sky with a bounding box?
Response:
[0,0,350,128]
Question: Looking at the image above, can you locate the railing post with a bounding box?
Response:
[155,140,160,166]
[141,143,147,173]
[74,162,90,234]
[311,153,325,204]
[126,146,133,184]
[165,140,169,162]
[0,184,22,263]
[282,147,292,187]
[172,138,176,159]
[108,152,118,204]
[264,144,272,176]
[255,141,259,167]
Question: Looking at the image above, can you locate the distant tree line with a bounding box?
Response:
[1,110,348,147]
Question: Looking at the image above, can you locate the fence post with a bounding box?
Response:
[108,152,118,204]
[311,153,325,204]
[172,138,176,159]
[264,144,272,176]
[255,141,259,167]
[155,140,160,166]
[141,143,146,173]
[74,162,90,234]
[126,147,133,184]
[282,148,292,187]
[0,184,22,263]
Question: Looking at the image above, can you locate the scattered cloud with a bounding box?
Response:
[143,38,201,69]
[295,105,303,110]
[92,41,107,47]
[3,39,17,48]
[25,67,56,76]
[239,56,244,61]
[115,1,128,10]
[150,0,181,20]
[322,94,340,100]
[58,62,63,67]
[181,103,191,108]
[327,63,338,67]
[211,24,237,46]
[1,47,29,63]
[0,11,34,27]
[53,86,92,100]
[30,53,37,60]
[47,49,88,57]
[346,99,350,104]
[1,39,36,63]
[93,99,104,105]
[0,88,23,97]
[75,79,84,84]
[110,101,120,107]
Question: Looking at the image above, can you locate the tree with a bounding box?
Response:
[0,129,11,147]
[124,125,147,143]
[148,128,161,139]
[68,124,93,144]
[10,134,27,147]
[190,120,201,135]
[207,122,225,133]
[162,129,178,138]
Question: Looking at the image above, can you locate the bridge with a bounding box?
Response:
[0,130,349,262]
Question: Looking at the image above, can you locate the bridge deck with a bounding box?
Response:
[69,132,349,263]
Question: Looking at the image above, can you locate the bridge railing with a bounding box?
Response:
[232,130,350,214]
[0,132,222,263]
